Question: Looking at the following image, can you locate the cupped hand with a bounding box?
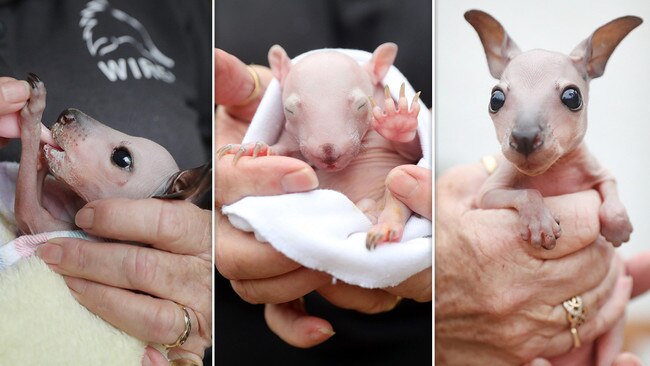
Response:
[435,162,633,366]
[36,198,212,366]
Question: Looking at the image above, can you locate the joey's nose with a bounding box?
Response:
[321,143,340,165]
[510,126,543,157]
[57,109,76,125]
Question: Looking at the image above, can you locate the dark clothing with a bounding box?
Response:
[0,0,212,169]
[215,0,432,108]
[215,1,432,364]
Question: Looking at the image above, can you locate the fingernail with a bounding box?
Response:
[63,276,88,294]
[36,243,62,265]
[1,80,30,103]
[281,167,318,193]
[75,207,94,229]
[313,327,335,339]
[387,170,418,199]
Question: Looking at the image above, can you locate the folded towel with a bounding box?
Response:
[223,48,432,289]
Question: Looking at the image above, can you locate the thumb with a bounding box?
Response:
[386,165,431,220]
[264,299,335,348]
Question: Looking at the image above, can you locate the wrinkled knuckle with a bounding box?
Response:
[71,241,91,272]
[129,247,159,288]
[214,242,238,280]
[156,202,188,245]
[230,280,262,304]
[148,304,181,342]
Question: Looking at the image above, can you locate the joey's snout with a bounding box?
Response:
[57,109,77,125]
[321,143,341,165]
[509,125,543,157]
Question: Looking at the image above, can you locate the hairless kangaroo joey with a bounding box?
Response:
[217,43,423,250]
[466,10,640,250]
[15,73,210,236]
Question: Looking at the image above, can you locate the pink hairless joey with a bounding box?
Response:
[466,11,639,250]
[217,43,423,250]
[15,73,211,235]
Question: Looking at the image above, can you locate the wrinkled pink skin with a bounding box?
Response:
[466,10,641,365]
[15,79,179,234]
[267,43,421,247]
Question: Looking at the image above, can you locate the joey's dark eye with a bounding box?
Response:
[357,102,367,111]
[489,89,506,113]
[111,147,132,170]
[561,87,582,111]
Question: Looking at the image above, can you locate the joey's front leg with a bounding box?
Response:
[371,83,420,143]
[597,180,633,246]
[479,188,561,250]
[15,74,71,234]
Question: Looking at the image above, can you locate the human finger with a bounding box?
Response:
[264,300,335,348]
[386,165,432,220]
[625,250,650,298]
[62,276,210,359]
[595,313,626,366]
[74,198,211,256]
[613,353,643,366]
[215,210,301,280]
[230,267,330,304]
[543,274,632,358]
[215,155,317,205]
[142,346,170,366]
[0,78,29,116]
[37,239,211,304]
[214,49,272,121]
[385,267,432,302]
[317,283,402,314]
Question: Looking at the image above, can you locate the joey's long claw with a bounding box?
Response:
[368,96,377,108]
[412,91,421,107]
[233,145,248,165]
[216,144,234,159]
[399,82,405,98]
[27,73,41,88]
[384,84,391,99]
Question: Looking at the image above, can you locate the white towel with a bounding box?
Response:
[223,48,432,289]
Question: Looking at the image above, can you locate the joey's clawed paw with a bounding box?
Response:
[216,141,273,164]
[370,82,420,143]
[519,204,561,250]
[20,73,46,131]
[599,200,633,246]
[365,222,404,251]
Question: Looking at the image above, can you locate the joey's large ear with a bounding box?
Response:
[464,10,521,79]
[268,45,292,85]
[364,42,398,85]
[570,16,642,79]
[154,163,212,204]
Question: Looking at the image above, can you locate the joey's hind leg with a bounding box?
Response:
[365,189,412,251]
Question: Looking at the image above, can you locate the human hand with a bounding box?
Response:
[435,162,632,366]
[36,198,212,365]
[0,77,30,147]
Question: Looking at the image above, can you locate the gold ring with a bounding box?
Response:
[481,155,498,174]
[562,296,587,348]
[234,65,261,107]
[163,304,192,349]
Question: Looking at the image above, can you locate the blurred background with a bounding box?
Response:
[437,0,650,361]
